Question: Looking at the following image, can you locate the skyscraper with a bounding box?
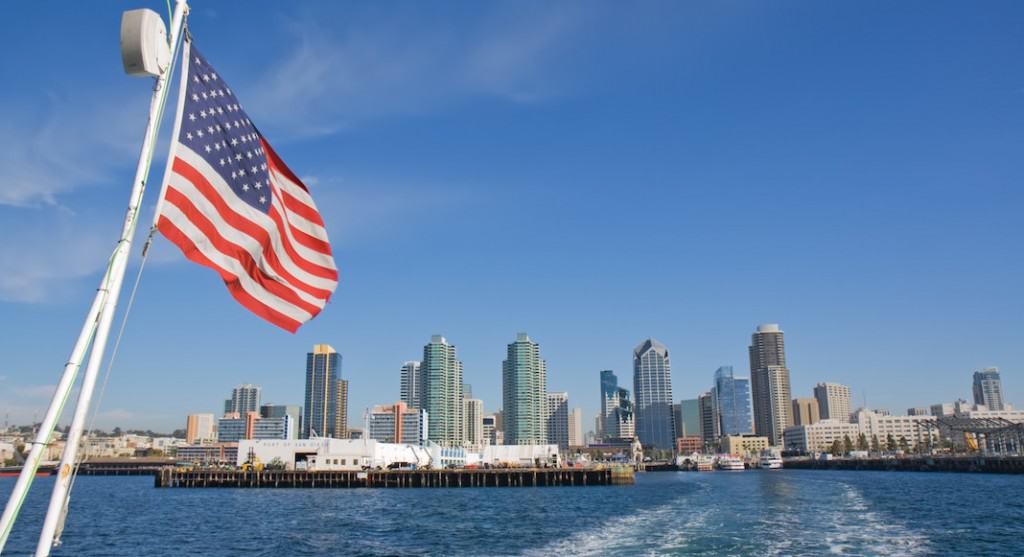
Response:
[304,344,345,439]
[419,335,464,446]
[973,367,1005,411]
[698,391,719,448]
[791,398,821,426]
[633,338,675,450]
[226,384,261,415]
[678,399,701,438]
[502,333,548,445]
[713,366,754,435]
[599,370,635,440]
[749,324,793,445]
[545,392,570,449]
[568,407,584,447]
[464,398,484,447]
[399,361,421,409]
[814,382,851,422]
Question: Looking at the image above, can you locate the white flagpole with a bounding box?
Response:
[27,2,190,556]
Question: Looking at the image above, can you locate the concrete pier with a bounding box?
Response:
[155,467,635,488]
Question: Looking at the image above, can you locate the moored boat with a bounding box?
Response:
[717,456,745,471]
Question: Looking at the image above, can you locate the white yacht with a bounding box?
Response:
[717,456,746,471]
[758,455,783,469]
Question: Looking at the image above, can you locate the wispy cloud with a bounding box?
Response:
[0,92,146,208]
[243,4,591,139]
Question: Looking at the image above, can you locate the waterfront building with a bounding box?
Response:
[713,366,754,435]
[749,324,793,445]
[930,402,956,417]
[973,367,1005,411]
[678,398,701,438]
[419,335,464,446]
[851,409,937,448]
[792,398,821,426]
[217,412,257,442]
[676,436,703,454]
[600,370,636,440]
[907,407,930,417]
[633,339,676,450]
[464,398,484,447]
[185,413,215,444]
[814,382,851,422]
[225,384,261,416]
[782,419,860,453]
[503,333,548,445]
[568,407,584,447]
[304,344,347,439]
[399,361,421,409]
[722,434,770,459]
[177,443,238,465]
[260,404,302,439]
[238,438,432,471]
[368,402,429,445]
[956,409,1024,423]
[546,392,570,449]
[698,391,719,449]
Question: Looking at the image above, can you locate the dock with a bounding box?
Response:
[155,466,634,488]
[784,455,1024,474]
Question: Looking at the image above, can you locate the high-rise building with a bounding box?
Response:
[568,407,584,447]
[545,392,570,449]
[260,404,302,439]
[399,361,421,409]
[368,402,428,445]
[792,398,821,426]
[698,391,719,448]
[419,335,464,446]
[304,344,346,439]
[678,399,701,437]
[814,382,851,422]
[253,415,294,440]
[599,370,635,440]
[633,339,676,450]
[482,414,498,445]
[464,398,484,447]
[749,324,793,445]
[502,333,547,445]
[713,366,754,435]
[973,368,1005,411]
[185,413,215,444]
[226,384,261,416]
[907,407,930,417]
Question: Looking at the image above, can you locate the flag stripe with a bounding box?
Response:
[157,215,305,332]
[175,149,339,280]
[163,187,327,314]
[166,168,336,299]
[160,202,315,323]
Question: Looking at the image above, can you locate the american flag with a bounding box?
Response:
[156,42,338,332]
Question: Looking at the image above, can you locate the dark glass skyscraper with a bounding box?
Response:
[713,366,754,436]
[633,338,676,450]
[973,367,1005,411]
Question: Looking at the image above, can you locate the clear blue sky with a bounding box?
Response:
[0,1,1021,432]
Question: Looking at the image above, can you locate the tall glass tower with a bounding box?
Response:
[304,344,343,439]
[419,335,464,446]
[633,338,676,450]
[502,333,547,445]
[399,361,421,408]
[713,366,754,435]
[599,370,635,440]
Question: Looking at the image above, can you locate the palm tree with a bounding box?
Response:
[856,433,869,451]
[886,434,897,452]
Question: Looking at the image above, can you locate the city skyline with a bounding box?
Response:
[0,3,1021,432]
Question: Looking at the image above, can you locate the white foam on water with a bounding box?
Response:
[819,482,932,556]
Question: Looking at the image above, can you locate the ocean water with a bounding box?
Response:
[2,470,1022,556]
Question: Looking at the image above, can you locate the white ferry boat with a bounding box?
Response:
[717,456,745,471]
[758,455,783,469]
[696,455,715,472]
